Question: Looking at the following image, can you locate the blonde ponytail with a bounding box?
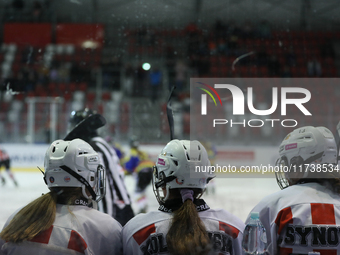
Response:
[0,192,57,242]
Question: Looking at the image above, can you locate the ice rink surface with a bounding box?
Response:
[0,171,280,230]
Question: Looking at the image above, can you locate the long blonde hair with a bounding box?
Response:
[0,188,82,242]
[166,189,211,255]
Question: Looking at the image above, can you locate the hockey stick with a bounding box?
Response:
[64,113,106,141]
[167,86,176,140]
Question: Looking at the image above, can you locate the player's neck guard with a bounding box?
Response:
[158,198,210,213]
[57,195,90,207]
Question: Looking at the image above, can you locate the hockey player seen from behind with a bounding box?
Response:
[122,139,245,255]
[0,138,122,255]
[246,126,340,255]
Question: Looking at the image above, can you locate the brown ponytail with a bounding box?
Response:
[166,190,211,255]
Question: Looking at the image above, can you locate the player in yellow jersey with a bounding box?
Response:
[123,136,154,213]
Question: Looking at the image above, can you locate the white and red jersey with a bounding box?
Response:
[0,203,122,255]
[247,182,340,255]
[122,199,244,255]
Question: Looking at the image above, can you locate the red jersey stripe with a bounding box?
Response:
[219,221,240,239]
[30,225,53,244]
[313,249,337,255]
[279,247,293,255]
[311,203,336,225]
[275,207,293,235]
[68,230,88,254]
[133,224,156,245]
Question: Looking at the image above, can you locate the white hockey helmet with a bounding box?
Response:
[275,126,338,189]
[153,139,215,203]
[44,139,106,202]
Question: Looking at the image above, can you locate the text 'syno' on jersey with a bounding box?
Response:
[247,182,340,255]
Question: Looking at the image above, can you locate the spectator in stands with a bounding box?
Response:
[256,47,269,66]
[257,19,272,39]
[267,55,281,76]
[21,46,35,64]
[226,19,242,38]
[102,56,122,90]
[197,35,210,56]
[149,67,162,103]
[32,1,43,22]
[58,62,71,84]
[174,60,188,93]
[208,40,217,55]
[136,25,147,45]
[36,61,50,84]
[49,62,59,82]
[26,69,37,92]
[184,22,200,38]
[241,20,255,39]
[70,61,82,83]
[213,19,226,40]
[135,63,148,96]
[144,28,157,47]
[123,63,134,97]
[285,47,297,67]
[226,20,241,55]
[165,43,176,69]
[281,65,292,78]
[217,38,228,55]
[307,57,322,77]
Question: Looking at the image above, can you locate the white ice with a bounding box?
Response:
[0,172,280,230]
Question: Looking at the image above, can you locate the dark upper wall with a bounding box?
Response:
[1,0,340,31]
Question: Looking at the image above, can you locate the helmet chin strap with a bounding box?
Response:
[59,165,97,201]
[301,151,325,178]
[155,175,176,189]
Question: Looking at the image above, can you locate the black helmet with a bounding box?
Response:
[65,108,106,142]
[129,135,139,148]
[68,108,96,132]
